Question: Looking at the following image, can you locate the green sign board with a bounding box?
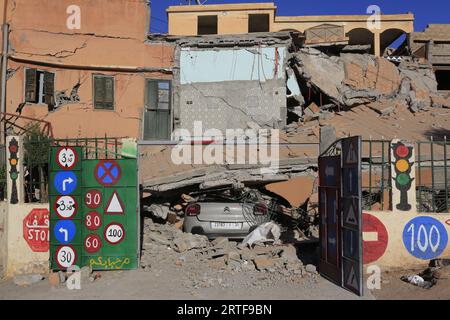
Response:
[49,146,139,271]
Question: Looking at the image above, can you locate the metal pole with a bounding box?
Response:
[431,137,435,212]
[444,136,448,212]
[1,23,9,144]
[418,141,422,212]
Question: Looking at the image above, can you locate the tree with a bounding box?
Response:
[23,123,51,203]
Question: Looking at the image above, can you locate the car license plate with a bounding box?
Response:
[211,222,242,230]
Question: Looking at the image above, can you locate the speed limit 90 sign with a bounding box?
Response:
[56,147,78,170]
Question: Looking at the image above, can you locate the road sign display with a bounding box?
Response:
[50,145,138,271]
[54,171,77,195]
[55,245,77,269]
[23,209,50,252]
[56,147,78,170]
[341,136,363,296]
[84,234,102,254]
[105,191,124,215]
[363,213,389,264]
[85,189,102,209]
[50,147,81,270]
[54,220,77,244]
[54,196,78,219]
[95,160,122,186]
[104,223,125,245]
[85,211,102,231]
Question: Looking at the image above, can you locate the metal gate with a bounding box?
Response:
[49,142,139,271]
[318,136,363,296]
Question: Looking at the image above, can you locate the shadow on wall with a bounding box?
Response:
[424,129,450,141]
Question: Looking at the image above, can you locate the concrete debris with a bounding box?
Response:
[141,217,318,287]
[242,222,282,247]
[291,47,443,115]
[145,203,172,220]
[13,274,44,287]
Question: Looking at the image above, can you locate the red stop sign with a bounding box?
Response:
[23,209,50,252]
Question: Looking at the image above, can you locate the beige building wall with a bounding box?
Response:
[167,3,414,57]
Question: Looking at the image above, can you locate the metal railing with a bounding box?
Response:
[23,136,124,203]
[362,138,450,213]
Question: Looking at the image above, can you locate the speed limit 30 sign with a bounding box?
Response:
[55,245,77,269]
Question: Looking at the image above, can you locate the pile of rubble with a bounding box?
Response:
[288,47,450,121]
[140,217,319,290]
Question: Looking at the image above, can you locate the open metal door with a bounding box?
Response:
[341,137,363,296]
[318,136,363,296]
[318,155,342,284]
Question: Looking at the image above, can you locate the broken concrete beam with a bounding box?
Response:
[253,257,276,271]
[367,101,396,116]
[431,95,450,109]
[319,125,336,154]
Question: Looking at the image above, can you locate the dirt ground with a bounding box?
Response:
[0,267,372,300]
[374,268,450,300]
[2,263,450,300]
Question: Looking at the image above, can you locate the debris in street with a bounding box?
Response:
[400,274,435,289]
[140,216,319,290]
[241,222,282,247]
[13,274,44,287]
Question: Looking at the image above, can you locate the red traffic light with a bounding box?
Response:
[395,145,409,158]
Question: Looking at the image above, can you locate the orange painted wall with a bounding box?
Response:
[2,0,174,139]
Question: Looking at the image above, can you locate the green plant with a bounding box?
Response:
[23,123,51,203]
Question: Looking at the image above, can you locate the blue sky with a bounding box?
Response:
[150,0,450,33]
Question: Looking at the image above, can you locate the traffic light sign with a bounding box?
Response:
[391,140,415,211]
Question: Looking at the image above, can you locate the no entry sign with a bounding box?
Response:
[363,213,388,264]
[23,209,50,252]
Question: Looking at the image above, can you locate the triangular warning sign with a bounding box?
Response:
[345,201,358,225]
[346,265,359,290]
[105,191,124,215]
[346,142,358,164]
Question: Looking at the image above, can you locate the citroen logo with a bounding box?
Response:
[223,207,231,214]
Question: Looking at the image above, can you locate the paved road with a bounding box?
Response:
[0,270,373,300]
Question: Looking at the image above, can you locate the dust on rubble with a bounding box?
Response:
[140,217,319,291]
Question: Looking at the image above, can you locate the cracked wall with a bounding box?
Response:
[176,46,287,131]
[0,0,175,139]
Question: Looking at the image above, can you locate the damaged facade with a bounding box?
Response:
[171,33,293,131]
[166,2,414,57]
[0,0,174,139]
[406,24,450,93]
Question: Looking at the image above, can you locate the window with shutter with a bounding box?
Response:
[25,68,37,103]
[143,79,172,140]
[44,71,55,110]
[93,75,114,110]
[24,68,56,107]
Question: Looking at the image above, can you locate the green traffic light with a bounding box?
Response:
[396,173,411,186]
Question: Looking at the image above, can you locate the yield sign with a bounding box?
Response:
[344,198,358,226]
[105,191,124,215]
[346,265,358,291]
[345,141,358,165]
[95,160,122,186]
